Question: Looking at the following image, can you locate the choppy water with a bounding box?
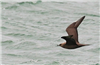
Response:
[1,1,99,65]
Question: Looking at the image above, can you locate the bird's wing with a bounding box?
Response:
[61,35,77,45]
[66,16,85,42]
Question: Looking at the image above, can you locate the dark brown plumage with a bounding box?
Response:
[58,16,89,49]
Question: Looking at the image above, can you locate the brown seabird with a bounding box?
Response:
[58,16,89,49]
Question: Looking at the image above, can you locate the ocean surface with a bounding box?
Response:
[1,0,99,65]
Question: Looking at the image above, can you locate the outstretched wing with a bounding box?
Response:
[66,16,85,42]
[66,22,79,42]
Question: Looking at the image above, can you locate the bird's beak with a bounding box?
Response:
[57,45,59,46]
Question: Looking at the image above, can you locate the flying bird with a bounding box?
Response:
[58,16,89,49]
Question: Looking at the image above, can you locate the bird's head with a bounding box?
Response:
[57,42,66,47]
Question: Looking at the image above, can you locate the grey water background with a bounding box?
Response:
[1,1,99,65]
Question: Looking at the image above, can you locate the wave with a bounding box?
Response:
[2,40,14,46]
[18,1,36,5]
[5,33,33,38]
[1,26,8,29]
[2,2,40,9]
[4,53,21,57]
[5,5,19,9]
[2,40,13,43]
[5,40,37,50]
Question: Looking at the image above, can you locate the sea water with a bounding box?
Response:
[1,0,99,65]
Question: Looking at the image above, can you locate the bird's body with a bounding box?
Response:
[61,44,81,49]
[58,16,89,49]
[60,35,85,49]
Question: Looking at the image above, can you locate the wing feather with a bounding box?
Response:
[66,16,85,42]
